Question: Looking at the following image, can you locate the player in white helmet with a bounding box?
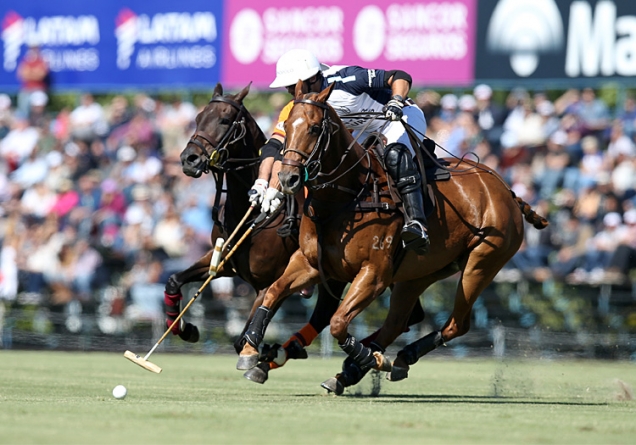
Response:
[249,48,429,254]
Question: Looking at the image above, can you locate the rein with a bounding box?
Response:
[187,95,260,174]
[281,97,394,301]
[282,98,380,198]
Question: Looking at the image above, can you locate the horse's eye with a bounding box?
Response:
[309,125,321,135]
[220,118,231,125]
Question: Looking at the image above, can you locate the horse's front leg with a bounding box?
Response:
[321,266,392,394]
[244,281,345,384]
[163,250,214,343]
[237,250,319,370]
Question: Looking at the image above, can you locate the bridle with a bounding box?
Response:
[281,98,372,193]
[187,95,252,173]
[281,98,334,183]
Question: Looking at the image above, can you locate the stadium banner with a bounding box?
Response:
[222,0,477,89]
[0,0,223,92]
[475,0,636,82]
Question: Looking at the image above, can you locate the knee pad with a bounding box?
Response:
[383,143,421,194]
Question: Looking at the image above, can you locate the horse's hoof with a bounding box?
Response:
[321,377,344,396]
[243,364,269,384]
[179,323,199,343]
[236,354,259,370]
[387,366,409,382]
[373,352,392,372]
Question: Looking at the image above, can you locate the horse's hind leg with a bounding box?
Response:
[163,250,214,343]
[391,249,510,381]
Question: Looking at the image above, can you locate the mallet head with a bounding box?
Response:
[124,350,162,374]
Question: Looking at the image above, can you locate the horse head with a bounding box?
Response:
[279,81,337,195]
[180,82,252,178]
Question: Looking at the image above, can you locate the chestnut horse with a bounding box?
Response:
[173,83,424,385]
[237,82,548,393]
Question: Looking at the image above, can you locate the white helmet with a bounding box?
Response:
[269,49,329,89]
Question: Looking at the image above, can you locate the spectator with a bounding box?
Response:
[415,90,441,124]
[577,135,606,191]
[604,208,636,284]
[0,113,40,171]
[10,144,49,188]
[152,203,186,258]
[0,93,13,140]
[0,234,19,301]
[28,90,48,129]
[71,239,103,301]
[606,120,636,164]
[438,94,458,123]
[69,93,106,143]
[616,95,636,138]
[533,131,571,199]
[507,200,555,281]
[568,212,626,283]
[571,87,611,137]
[93,178,127,231]
[550,212,594,280]
[20,181,56,223]
[473,84,506,156]
[16,40,50,117]
[156,95,197,156]
[50,178,80,220]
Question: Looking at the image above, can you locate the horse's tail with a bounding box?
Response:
[514,196,549,230]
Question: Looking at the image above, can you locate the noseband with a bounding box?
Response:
[281,98,334,182]
[187,95,248,171]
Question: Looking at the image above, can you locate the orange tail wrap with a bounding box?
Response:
[268,324,318,370]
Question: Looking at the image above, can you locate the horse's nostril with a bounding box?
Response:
[289,174,300,188]
[186,155,200,165]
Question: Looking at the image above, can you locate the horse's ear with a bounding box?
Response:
[294,79,306,99]
[236,82,251,103]
[316,82,335,103]
[213,83,223,97]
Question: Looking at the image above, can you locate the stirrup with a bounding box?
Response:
[401,221,430,255]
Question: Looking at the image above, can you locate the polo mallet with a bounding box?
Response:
[124,206,266,373]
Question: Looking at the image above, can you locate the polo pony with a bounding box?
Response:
[237,82,548,393]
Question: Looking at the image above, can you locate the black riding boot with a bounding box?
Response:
[401,188,430,255]
[384,143,430,255]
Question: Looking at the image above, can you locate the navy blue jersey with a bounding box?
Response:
[321,65,393,133]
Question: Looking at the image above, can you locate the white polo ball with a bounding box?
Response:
[112,385,127,399]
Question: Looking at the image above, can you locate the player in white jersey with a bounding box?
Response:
[249,49,429,255]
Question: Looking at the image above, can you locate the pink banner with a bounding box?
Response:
[222,0,476,89]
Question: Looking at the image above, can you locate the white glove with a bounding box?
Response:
[248,179,268,205]
[383,95,404,121]
[262,187,284,214]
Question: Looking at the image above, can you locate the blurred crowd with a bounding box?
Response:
[1,82,636,334]
[0,89,225,328]
[419,85,636,286]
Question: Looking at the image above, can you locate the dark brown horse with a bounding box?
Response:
[237,82,548,393]
[173,83,424,385]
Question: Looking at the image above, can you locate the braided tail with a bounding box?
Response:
[514,195,549,230]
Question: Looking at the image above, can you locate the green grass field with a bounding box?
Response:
[1,351,634,444]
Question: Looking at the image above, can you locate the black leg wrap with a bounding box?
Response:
[165,275,181,296]
[339,334,377,372]
[397,330,444,366]
[243,306,271,349]
[179,322,200,343]
[233,336,247,355]
[339,341,384,387]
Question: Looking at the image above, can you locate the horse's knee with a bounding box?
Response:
[165,274,181,295]
[442,320,470,341]
[330,315,347,342]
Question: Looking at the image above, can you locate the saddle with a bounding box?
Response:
[365,134,450,218]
